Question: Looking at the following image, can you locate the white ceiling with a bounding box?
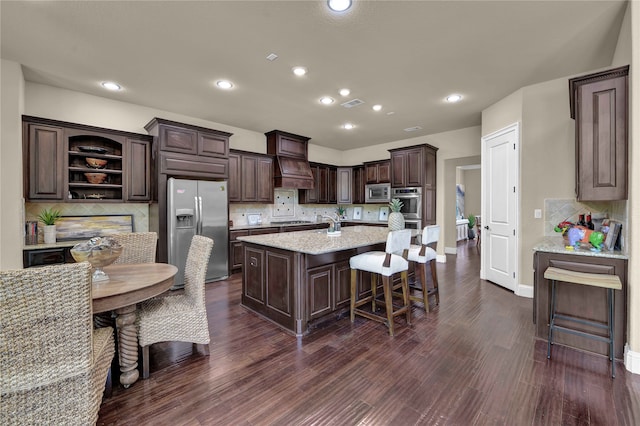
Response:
[0,1,627,151]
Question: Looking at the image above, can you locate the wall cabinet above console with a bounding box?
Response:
[22,116,152,203]
[229,150,274,203]
[569,65,629,201]
[363,160,390,184]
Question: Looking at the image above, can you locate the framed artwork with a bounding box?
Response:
[378,206,389,221]
[352,206,363,220]
[56,215,134,241]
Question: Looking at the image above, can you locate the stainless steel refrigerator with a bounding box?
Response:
[167,178,228,289]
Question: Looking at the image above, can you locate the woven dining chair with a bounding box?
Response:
[111,231,158,264]
[0,262,114,426]
[136,235,214,379]
[93,232,158,330]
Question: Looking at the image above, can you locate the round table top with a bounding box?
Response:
[92,263,178,313]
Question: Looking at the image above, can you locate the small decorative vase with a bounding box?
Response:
[388,212,405,231]
[43,224,56,244]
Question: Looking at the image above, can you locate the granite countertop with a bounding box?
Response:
[532,236,628,260]
[23,240,86,250]
[237,225,408,255]
[230,220,387,231]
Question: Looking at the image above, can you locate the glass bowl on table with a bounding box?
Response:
[70,237,123,282]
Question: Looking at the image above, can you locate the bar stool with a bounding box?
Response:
[398,225,440,313]
[544,266,622,378]
[349,229,412,336]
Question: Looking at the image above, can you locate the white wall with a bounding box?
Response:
[0,60,25,270]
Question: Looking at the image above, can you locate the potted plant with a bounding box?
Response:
[38,208,61,244]
[467,214,476,240]
[336,205,347,220]
[388,198,405,231]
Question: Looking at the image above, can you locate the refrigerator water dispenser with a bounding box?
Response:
[175,208,194,228]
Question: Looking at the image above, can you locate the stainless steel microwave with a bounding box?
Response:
[365,183,391,203]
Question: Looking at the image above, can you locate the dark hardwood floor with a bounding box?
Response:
[98,240,640,425]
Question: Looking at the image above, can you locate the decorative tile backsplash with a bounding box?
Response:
[229,189,386,226]
[544,198,627,249]
[25,202,149,243]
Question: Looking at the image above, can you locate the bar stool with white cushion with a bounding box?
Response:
[400,225,440,313]
[349,229,412,336]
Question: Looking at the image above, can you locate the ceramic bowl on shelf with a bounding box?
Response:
[86,157,108,169]
[84,172,107,184]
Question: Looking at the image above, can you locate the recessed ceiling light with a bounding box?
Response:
[216,80,234,89]
[372,104,382,111]
[292,66,307,76]
[328,0,352,12]
[343,123,355,130]
[101,81,121,91]
[320,96,334,105]
[339,88,350,97]
[446,94,463,103]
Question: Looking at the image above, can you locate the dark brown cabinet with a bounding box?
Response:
[156,120,229,158]
[388,144,438,226]
[534,251,627,359]
[229,150,274,203]
[145,118,232,263]
[569,65,629,201]
[229,227,279,273]
[336,167,353,204]
[299,162,337,204]
[364,160,390,184]
[23,116,152,203]
[24,123,64,200]
[352,165,365,204]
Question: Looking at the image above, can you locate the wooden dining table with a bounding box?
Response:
[92,263,178,388]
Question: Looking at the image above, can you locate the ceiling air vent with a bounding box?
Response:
[404,126,422,132]
[341,99,365,108]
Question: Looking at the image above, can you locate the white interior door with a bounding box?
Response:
[481,123,518,291]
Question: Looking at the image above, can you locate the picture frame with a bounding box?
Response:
[378,206,389,221]
[352,206,363,220]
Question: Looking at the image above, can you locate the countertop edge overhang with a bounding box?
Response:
[237,225,410,255]
[532,236,628,260]
[230,220,388,231]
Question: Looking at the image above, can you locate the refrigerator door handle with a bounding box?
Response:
[194,196,200,235]
[197,196,204,235]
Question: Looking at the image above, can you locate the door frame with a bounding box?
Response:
[481,122,520,293]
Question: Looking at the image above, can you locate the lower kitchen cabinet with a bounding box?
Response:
[533,250,627,359]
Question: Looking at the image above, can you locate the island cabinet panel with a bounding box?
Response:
[243,245,265,305]
[241,233,386,336]
[533,251,627,359]
[229,230,249,273]
[308,265,333,319]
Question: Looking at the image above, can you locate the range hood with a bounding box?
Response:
[265,130,315,190]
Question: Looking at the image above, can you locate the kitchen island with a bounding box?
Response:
[533,237,628,358]
[237,225,396,336]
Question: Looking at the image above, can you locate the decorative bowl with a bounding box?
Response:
[71,237,123,282]
[84,172,107,184]
[86,157,108,169]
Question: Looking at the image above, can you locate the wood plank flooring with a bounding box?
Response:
[98,241,640,425]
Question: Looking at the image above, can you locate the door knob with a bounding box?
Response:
[484,225,489,230]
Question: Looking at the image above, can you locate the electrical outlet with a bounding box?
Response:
[534,209,542,219]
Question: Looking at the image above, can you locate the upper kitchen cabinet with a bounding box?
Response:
[22,116,153,203]
[364,160,390,184]
[336,167,353,204]
[229,150,274,203]
[150,118,229,158]
[389,144,438,188]
[299,162,337,204]
[352,165,365,204]
[146,118,231,181]
[569,65,629,201]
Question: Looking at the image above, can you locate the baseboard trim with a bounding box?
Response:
[624,344,640,375]
[436,254,446,263]
[515,284,533,299]
[444,246,457,254]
